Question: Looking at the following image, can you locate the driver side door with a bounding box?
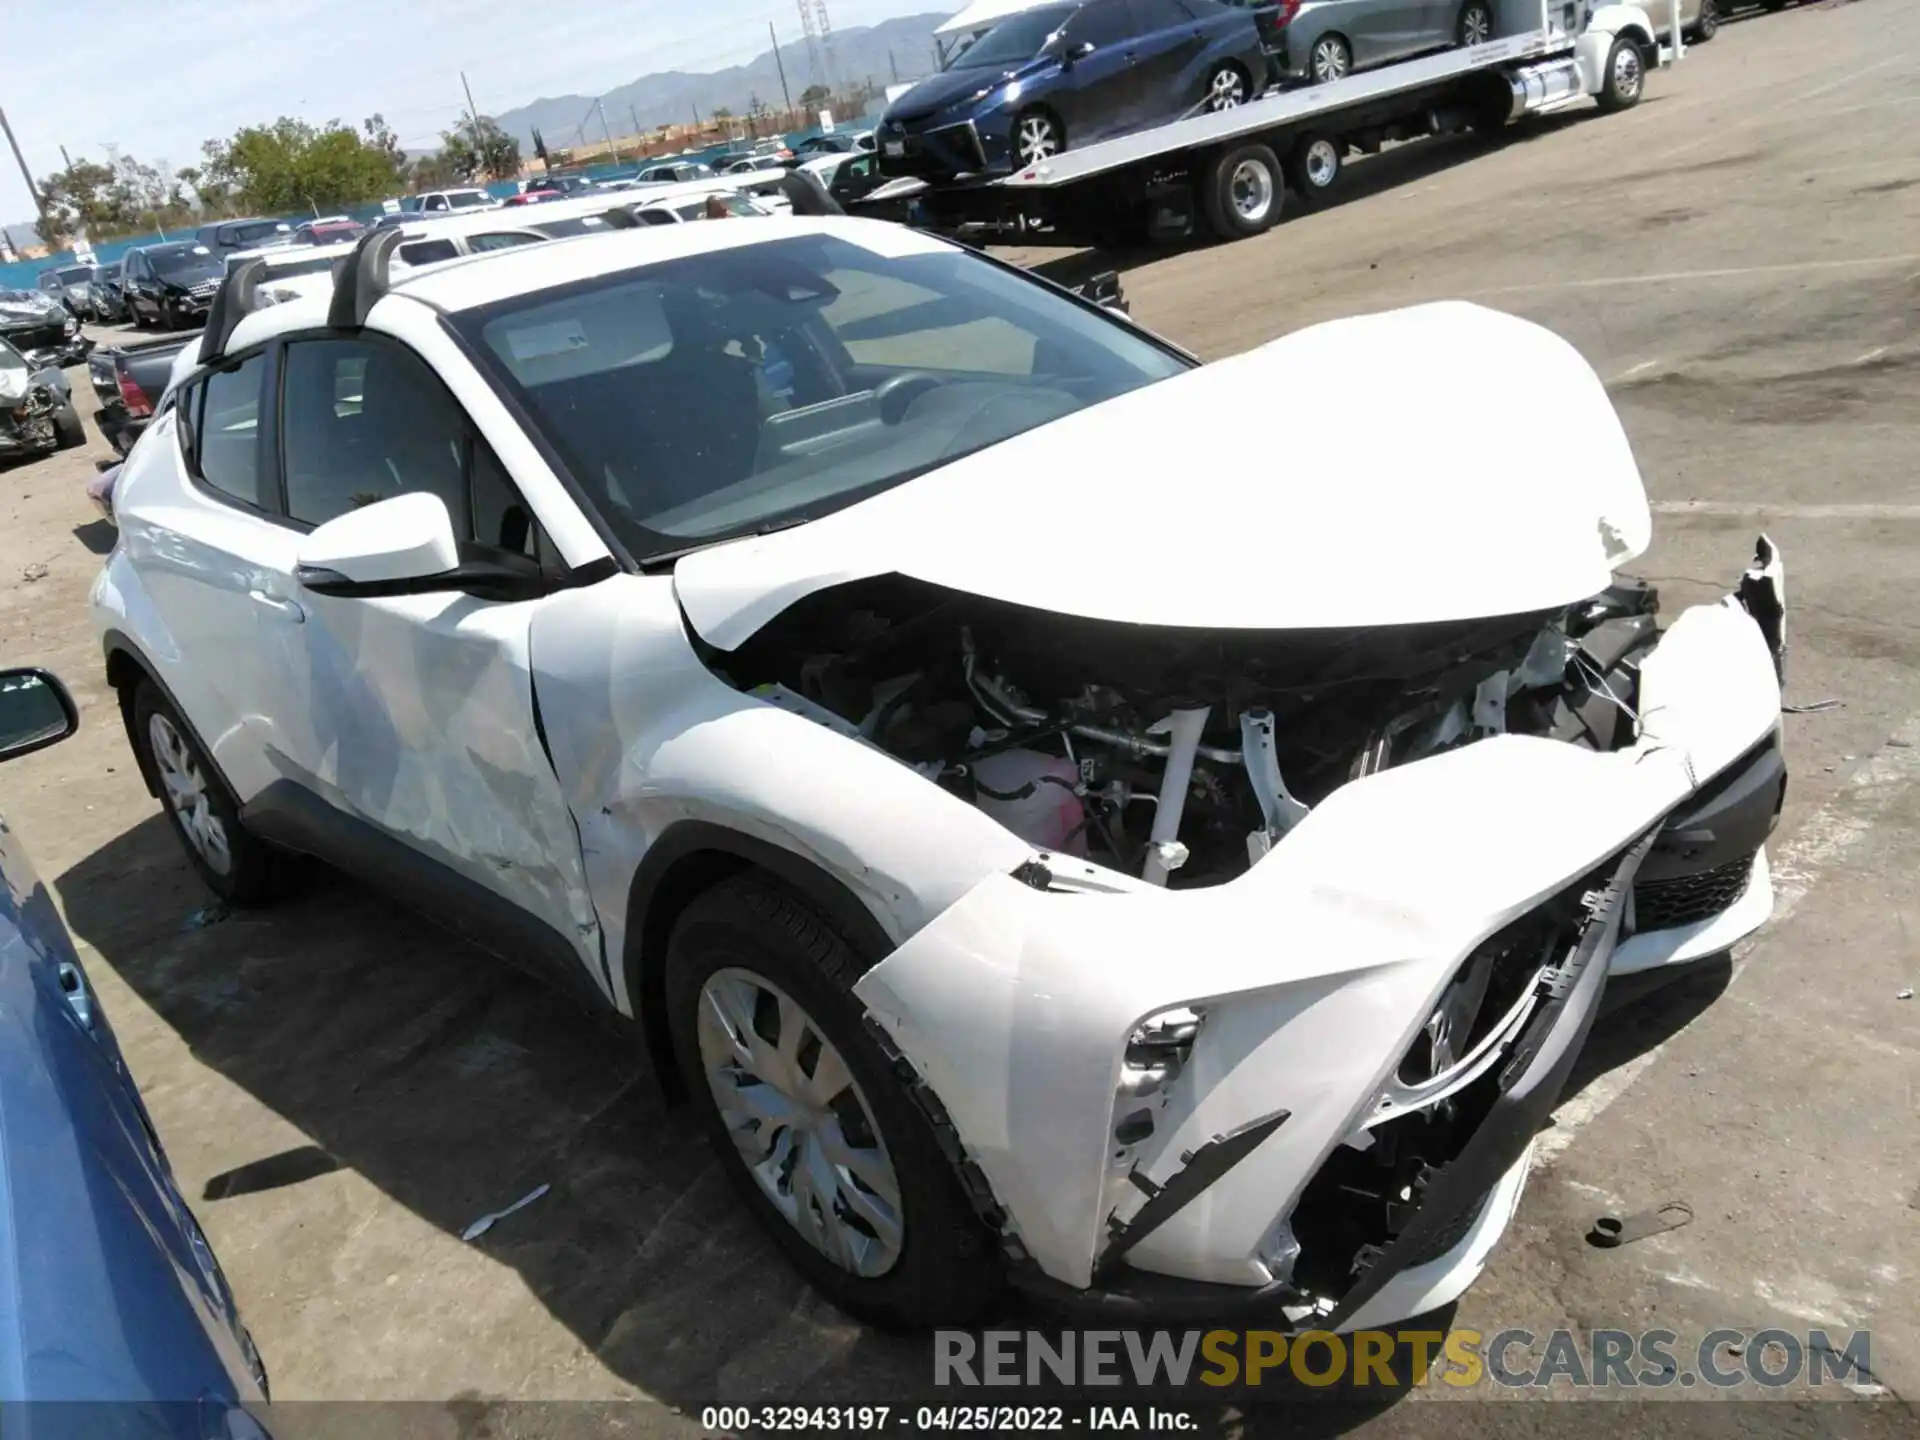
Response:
[1054,0,1148,143]
[247,333,609,997]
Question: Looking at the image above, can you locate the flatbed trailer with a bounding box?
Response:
[854,2,1682,247]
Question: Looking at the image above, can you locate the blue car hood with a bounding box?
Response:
[887,59,1048,117]
[0,814,262,1412]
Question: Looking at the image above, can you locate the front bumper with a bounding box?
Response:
[877,114,1010,181]
[854,597,1783,1324]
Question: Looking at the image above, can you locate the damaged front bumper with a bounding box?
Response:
[853,594,1784,1326]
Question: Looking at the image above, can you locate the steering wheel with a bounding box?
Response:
[873,370,944,425]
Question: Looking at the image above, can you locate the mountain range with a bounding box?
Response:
[491,13,948,151]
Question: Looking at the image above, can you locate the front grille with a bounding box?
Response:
[1632,855,1754,932]
[1401,1188,1491,1265]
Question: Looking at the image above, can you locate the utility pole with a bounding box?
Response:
[460,70,480,130]
[770,21,794,116]
[888,49,899,83]
[630,104,642,140]
[0,105,49,228]
[595,99,621,162]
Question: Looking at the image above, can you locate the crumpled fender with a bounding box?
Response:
[852,601,1781,1289]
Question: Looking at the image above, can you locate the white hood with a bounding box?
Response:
[673,302,1653,650]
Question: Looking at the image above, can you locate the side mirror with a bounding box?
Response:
[294,492,547,603]
[296,492,460,594]
[0,668,79,762]
[1067,40,1096,62]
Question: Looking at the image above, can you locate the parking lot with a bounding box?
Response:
[1,1,1915,1432]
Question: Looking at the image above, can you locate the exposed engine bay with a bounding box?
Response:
[706,572,1666,887]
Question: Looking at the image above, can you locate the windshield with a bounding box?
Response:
[255,252,340,278]
[530,215,612,237]
[227,221,288,245]
[455,233,1188,560]
[149,246,223,281]
[449,191,493,209]
[57,267,93,285]
[946,6,1076,69]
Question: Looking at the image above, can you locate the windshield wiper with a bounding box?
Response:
[638,514,811,570]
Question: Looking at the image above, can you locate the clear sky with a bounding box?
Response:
[1,0,938,223]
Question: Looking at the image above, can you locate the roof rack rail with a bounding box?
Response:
[197,257,267,367]
[327,228,405,331]
[780,169,844,217]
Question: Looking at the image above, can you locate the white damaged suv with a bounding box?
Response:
[93,219,1787,1329]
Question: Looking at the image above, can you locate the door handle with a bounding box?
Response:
[248,589,306,623]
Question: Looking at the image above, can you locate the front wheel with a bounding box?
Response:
[1200,141,1284,239]
[52,402,86,450]
[1309,33,1352,84]
[1012,107,1064,166]
[1456,1,1494,46]
[1595,36,1646,114]
[665,875,1002,1328]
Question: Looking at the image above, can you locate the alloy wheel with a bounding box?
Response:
[1460,4,1492,46]
[1207,68,1247,111]
[1312,37,1350,83]
[1016,114,1060,164]
[696,966,905,1277]
[148,713,232,876]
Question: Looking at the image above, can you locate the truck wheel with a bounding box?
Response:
[1284,132,1343,207]
[1595,36,1646,114]
[1690,0,1718,41]
[1201,143,1285,239]
[665,875,1002,1329]
[132,680,291,907]
[1456,0,1493,46]
[1014,108,1064,165]
[1309,34,1352,84]
[52,402,86,450]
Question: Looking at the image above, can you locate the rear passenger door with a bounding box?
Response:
[253,334,606,986]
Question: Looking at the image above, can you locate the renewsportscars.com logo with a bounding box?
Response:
[934,1328,1878,1391]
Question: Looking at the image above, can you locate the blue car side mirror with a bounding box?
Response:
[1066,41,1096,62]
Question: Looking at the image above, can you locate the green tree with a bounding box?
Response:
[408,150,464,191]
[799,83,831,109]
[440,113,521,182]
[202,116,407,215]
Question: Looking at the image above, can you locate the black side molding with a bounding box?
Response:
[327,228,405,330]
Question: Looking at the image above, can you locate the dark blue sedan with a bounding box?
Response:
[877,0,1267,179]
[0,668,270,1434]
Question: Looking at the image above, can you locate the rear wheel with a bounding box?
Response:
[665,875,1001,1328]
[1205,62,1250,111]
[1595,36,1646,114]
[1309,33,1352,84]
[1690,0,1719,41]
[1284,131,1343,206]
[1200,142,1284,239]
[1013,107,1064,166]
[1456,1,1494,46]
[132,681,287,906]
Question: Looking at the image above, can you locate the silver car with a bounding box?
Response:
[1272,0,1501,84]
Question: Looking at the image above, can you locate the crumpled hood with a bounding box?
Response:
[673,301,1654,651]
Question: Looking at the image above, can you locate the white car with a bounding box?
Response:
[400,187,501,214]
[92,218,1787,1330]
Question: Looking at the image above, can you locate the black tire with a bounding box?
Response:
[1595,36,1647,114]
[1283,131,1343,207]
[129,305,149,331]
[131,680,288,906]
[1456,0,1494,46]
[1204,60,1252,112]
[52,402,86,450]
[1690,0,1718,41]
[1308,33,1352,84]
[1012,106,1065,166]
[1200,142,1284,239]
[664,875,1001,1329]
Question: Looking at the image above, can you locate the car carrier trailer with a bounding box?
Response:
[853,1,1683,247]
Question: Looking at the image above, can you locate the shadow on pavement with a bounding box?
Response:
[55,811,1723,1429]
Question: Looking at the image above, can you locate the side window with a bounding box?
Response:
[425,195,448,212]
[190,354,270,509]
[1134,0,1192,26]
[280,338,469,531]
[636,208,677,226]
[468,231,542,252]
[1065,0,1134,49]
[470,440,539,556]
[398,238,460,265]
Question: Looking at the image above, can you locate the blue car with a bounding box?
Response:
[877,0,1268,179]
[0,668,270,1435]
